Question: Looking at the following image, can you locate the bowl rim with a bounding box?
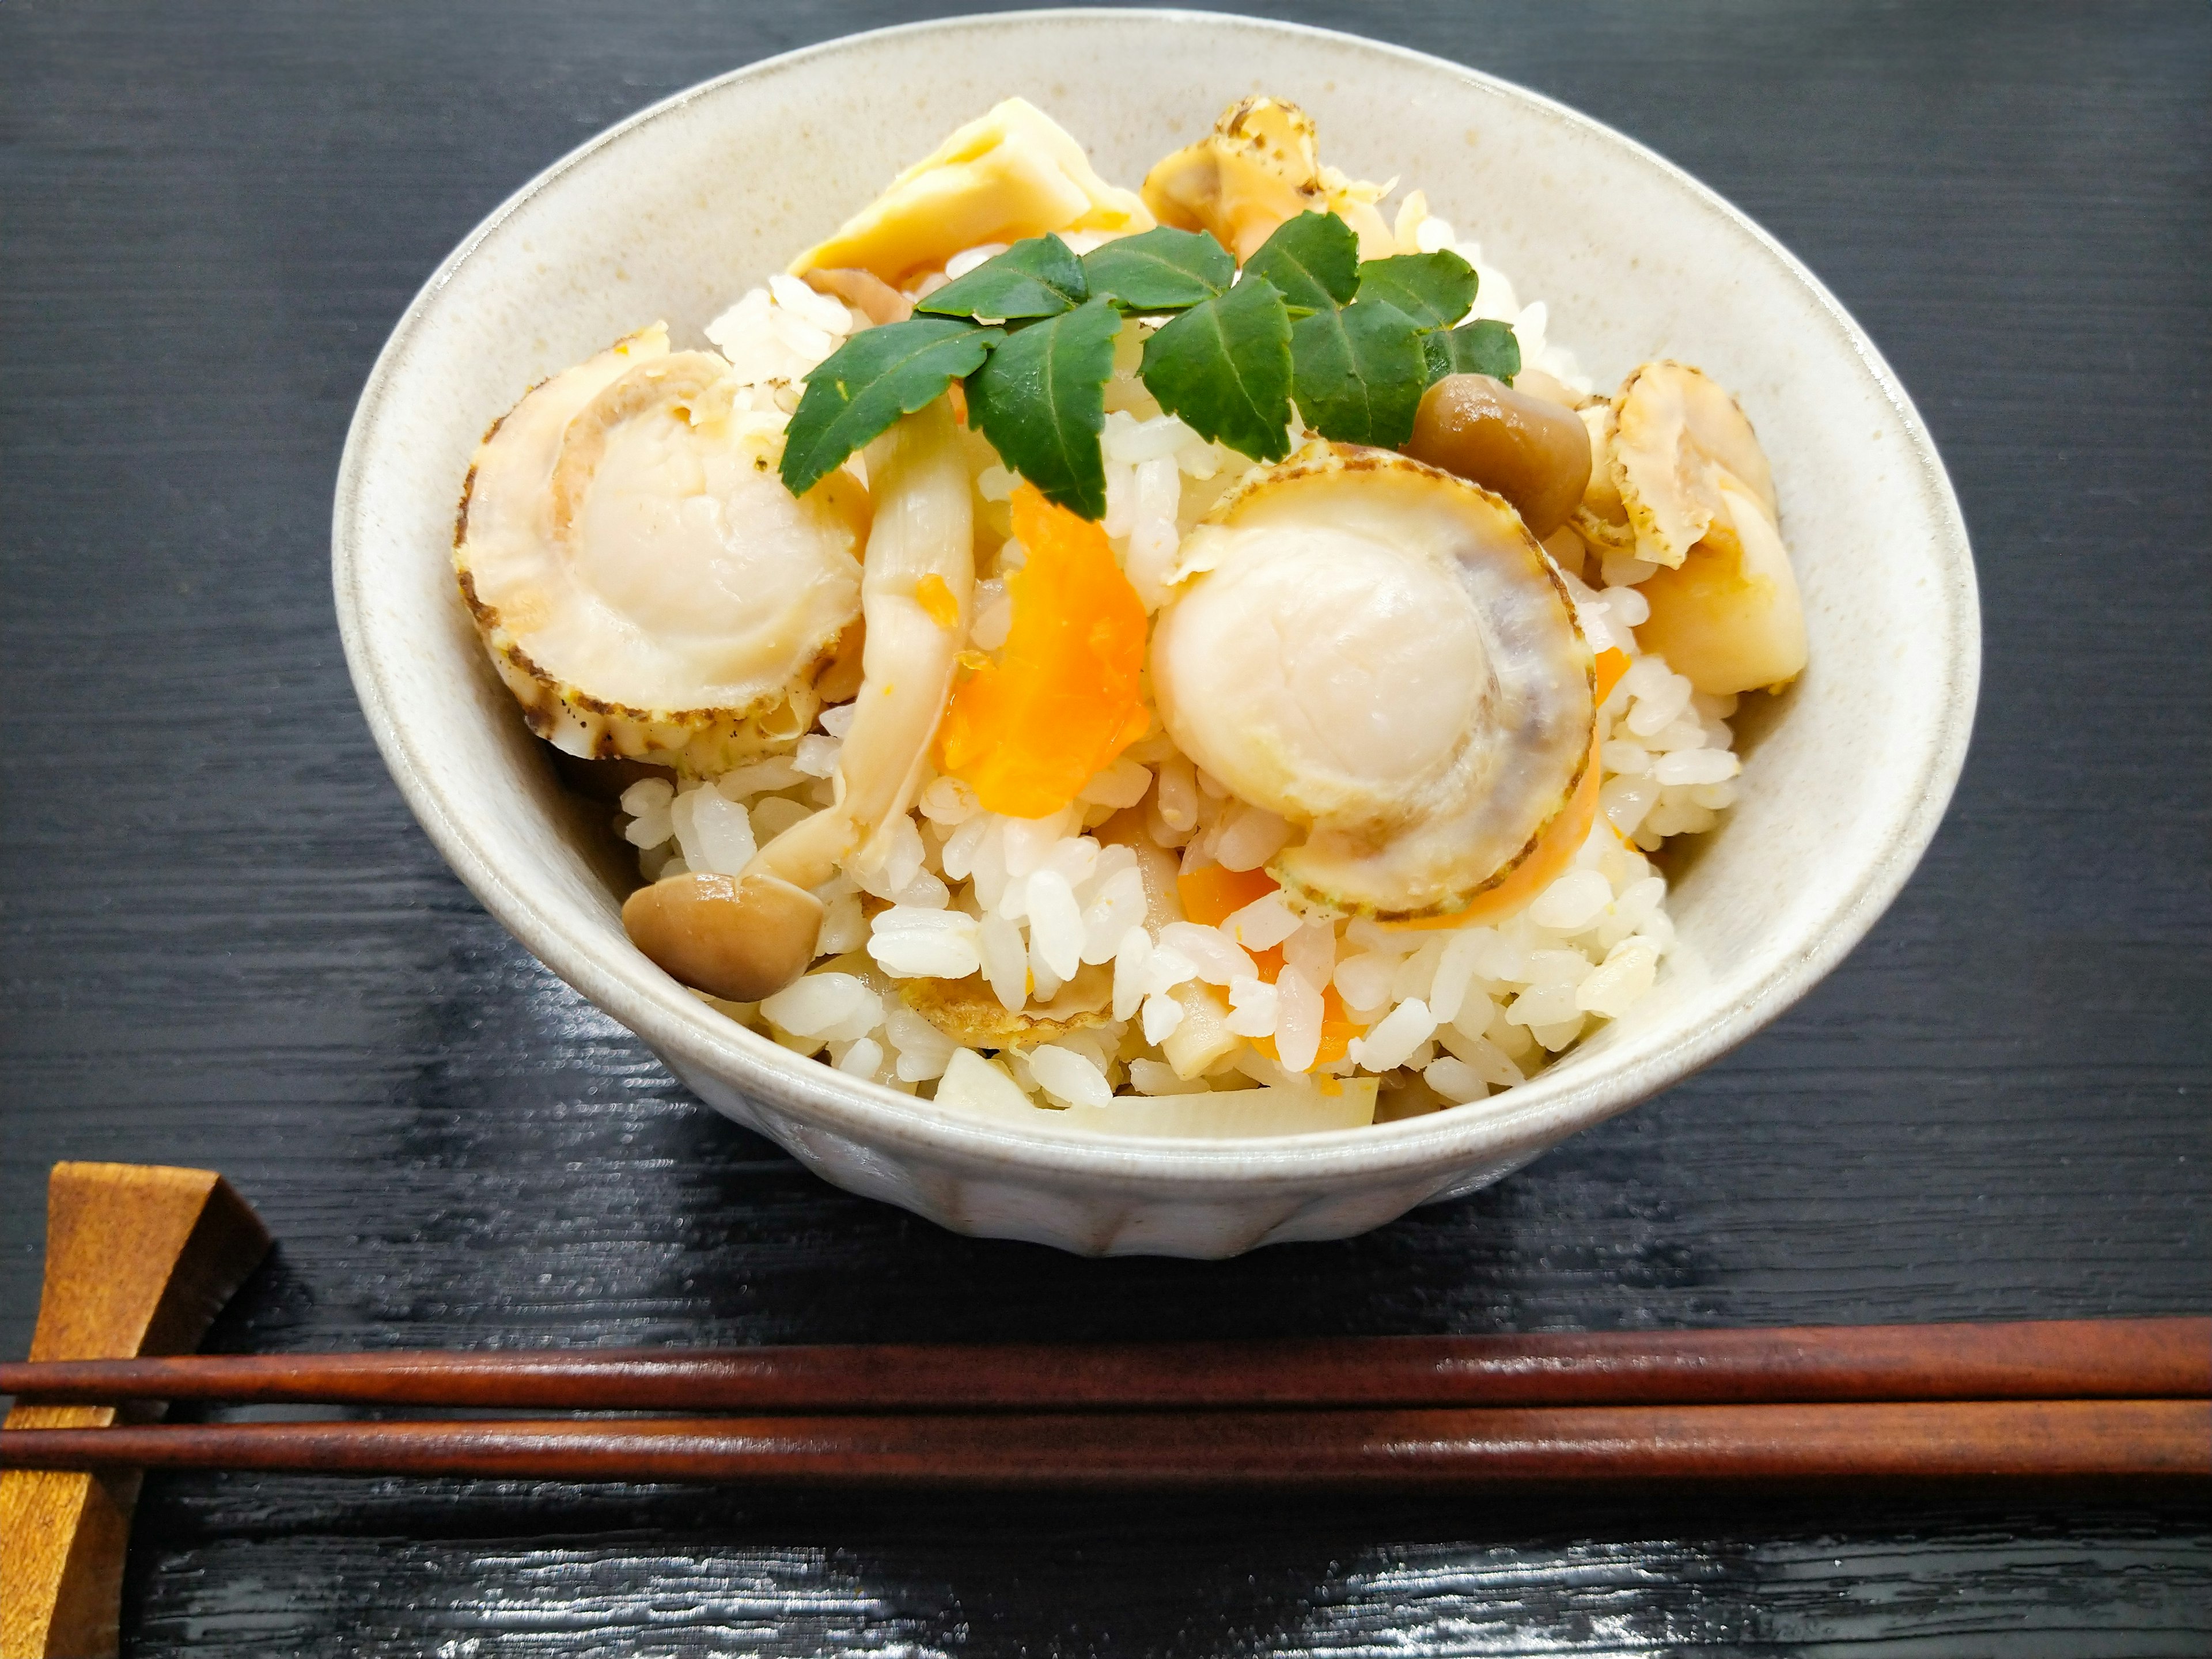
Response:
[332,6,1979,1191]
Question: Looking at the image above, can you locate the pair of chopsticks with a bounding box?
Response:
[3,1319,2205,1485]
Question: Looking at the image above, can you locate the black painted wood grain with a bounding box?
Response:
[2,0,2207,1652]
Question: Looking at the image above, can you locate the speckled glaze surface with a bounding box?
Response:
[332,9,1978,1257]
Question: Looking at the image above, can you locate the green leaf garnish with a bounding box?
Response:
[1290,297,1429,448]
[913,234,1088,322]
[1080,226,1235,312]
[778,213,1520,521]
[964,296,1123,520]
[779,319,1003,498]
[1422,318,1522,385]
[1138,276,1295,465]
[1241,211,1360,313]
[1354,250,1478,331]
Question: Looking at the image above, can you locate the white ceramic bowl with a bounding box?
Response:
[333,9,1978,1257]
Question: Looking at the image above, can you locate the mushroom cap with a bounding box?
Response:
[1405,373,1595,539]
[620,870,827,1005]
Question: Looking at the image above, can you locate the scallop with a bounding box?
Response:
[1570,398,1638,552]
[1607,361,1806,693]
[1142,96,1398,263]
[1635,474,1808,694]
[454,324,869,768]
[1610,359,1778,568]
[1150,446,1594,920]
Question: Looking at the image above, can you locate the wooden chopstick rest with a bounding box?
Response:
[0,1163,269,1659]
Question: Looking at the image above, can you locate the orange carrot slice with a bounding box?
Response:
[936,484,1151,818]
[1255,983,1363,1069]
[1176,865,1281,929]
[1594,646,1631,704]
[1180,865,1366,1070]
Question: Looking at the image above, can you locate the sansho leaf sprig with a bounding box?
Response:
[777,217,1518,518]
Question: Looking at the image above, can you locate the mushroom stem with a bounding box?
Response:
[753,396,974,890]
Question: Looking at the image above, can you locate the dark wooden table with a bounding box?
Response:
[5,1,2207,1652]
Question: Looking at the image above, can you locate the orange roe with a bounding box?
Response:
[935,485,1151,819]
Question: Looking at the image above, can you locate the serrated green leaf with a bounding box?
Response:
[1241,211,1359,313]
[779,319,1001,498]
[1422,319,1522,385]
[1138,276,1294,465]
[1290,297,1428,448]
[914,234,1088,322]
[1080,225,1236,312]
[964,295,1122,520]
[1354,250,1478,331]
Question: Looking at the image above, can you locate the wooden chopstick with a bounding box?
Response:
[3,1400,2205,1484]
[3,1319,2204,1414]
